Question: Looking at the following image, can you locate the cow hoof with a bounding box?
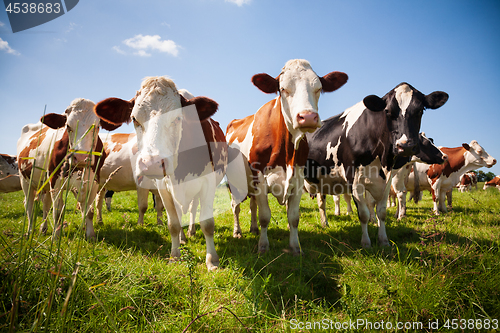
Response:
[321,222,329,228]
[39,226,48,235]
[156,219,164,226]
[250,227,259,235]
[258,245,269,253]
[233,231,242,239]
[187,229,196,238]
[379,239,390,247]
[206,253,219,271]
[361,239,371,249]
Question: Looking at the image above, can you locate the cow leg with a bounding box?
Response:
[287,192,302,255]
[352,186,372,248]
[153,192,164,225]
[365,191,376,223]
[319,194,329,227]
[20,178,37,235]
[249,196,259,234]
[105,190,113,212]
[430,182,441,215]
[231,198,242,238]
[374,198,390,247]
[446,189,453,210]
[40,192,52,234]
[396,191,407,219]
[157,188,182,261]
[256,193,271,253]
[95,187,105,224]
[137,187,149,226]
[199,199,219,271]
[344,193,353,215]
[50,189,65,238]
[439,190,448,213]
[187,196,199,237]
[78,181,98,240]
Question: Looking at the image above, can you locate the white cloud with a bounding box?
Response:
[0,38,20,56]
[0,21,5,27]
[225,0,251,6]
[119,34,179,57]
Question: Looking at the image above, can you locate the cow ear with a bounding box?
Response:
[425,91,449,109]
[462,143,470,150]
[94,97,134,131]
[184,96,219,121]
[251,73,279,94]
[320,71,348,92]
[41,113,67,129]
[363,95,386,112]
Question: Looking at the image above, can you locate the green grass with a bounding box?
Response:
[1,185,499,332]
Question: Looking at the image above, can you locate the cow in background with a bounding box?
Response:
[304,83,449,248]
[95,132,164,226]
[227,59,348,254]
[407,140,496,214]
[483,176,500,191]
[0,154,22,193]
[94,77,226,271]
[458,171,478,192]
[317,132,447,225]
[17,98,106,238]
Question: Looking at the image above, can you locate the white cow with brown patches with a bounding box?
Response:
[17,98,106,238]
[0,154,22,193]
[94,77,227,271]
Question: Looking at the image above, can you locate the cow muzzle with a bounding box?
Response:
[395,142,419,157]
[296,111,320,131]
[70,153,92,169]
[137,155,168,179]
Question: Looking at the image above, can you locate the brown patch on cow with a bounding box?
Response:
[427,146,467,201]
[49,131,70,187]
[227,114,255,144]
[485,176,500,187]
[247,98,309,175]
[109,133,136,153]
[18,126,49,179]
[460,174,471,186]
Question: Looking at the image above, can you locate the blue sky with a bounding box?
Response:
[1,0,499,175]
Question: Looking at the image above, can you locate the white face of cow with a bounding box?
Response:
[65,99,100,166]
[466,140,497,168]
[131,77,184,179]
[279,59,323,134]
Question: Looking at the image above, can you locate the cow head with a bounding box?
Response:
[413,133,447,164]
[252,59,348,144]
[94,76,218,180]
[463,140,496,168]
[363,83,449,158]
[41,98,100,168]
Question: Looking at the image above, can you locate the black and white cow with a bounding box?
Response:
[304,83,448,247]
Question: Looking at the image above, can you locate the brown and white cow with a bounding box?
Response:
[94,77,226,270]
[96,132,164,226]
[407,140,496,214]
[483,176,500,191]
[458,171,478,192]
[0,153,22,193]
[227,59,348,254]
[17,98,106,238]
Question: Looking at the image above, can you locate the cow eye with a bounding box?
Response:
[132,117,142,129]
[67,126,73,133]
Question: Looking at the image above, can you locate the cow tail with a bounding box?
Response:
[413,166,421,204]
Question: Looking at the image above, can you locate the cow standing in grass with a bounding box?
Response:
[17,98,106,238]
[0,154,22,193]
[483,175,500,191]
[94,77,226,271]
[408,140,496,214]
[227,59,348,254]
[304,83,449,247]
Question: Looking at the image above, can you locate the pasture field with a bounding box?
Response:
[1,185,499,332]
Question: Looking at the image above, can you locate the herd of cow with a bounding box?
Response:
[0,59,498,270]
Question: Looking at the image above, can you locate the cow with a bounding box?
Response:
[407,140,496,214]
[17,98,106,238]
[318,133,447,225]
[389,133,447,220]
[93,76,226,271]
[304,83,449,248]
[483,175,500,191]
[227,59,348,254]
[458,171,478,192]
[95,132,165,226]
[0,153,22,193]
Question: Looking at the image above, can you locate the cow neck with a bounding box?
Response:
[18,126,49,179]
[249,97,309,175]
[427,146,467,179]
